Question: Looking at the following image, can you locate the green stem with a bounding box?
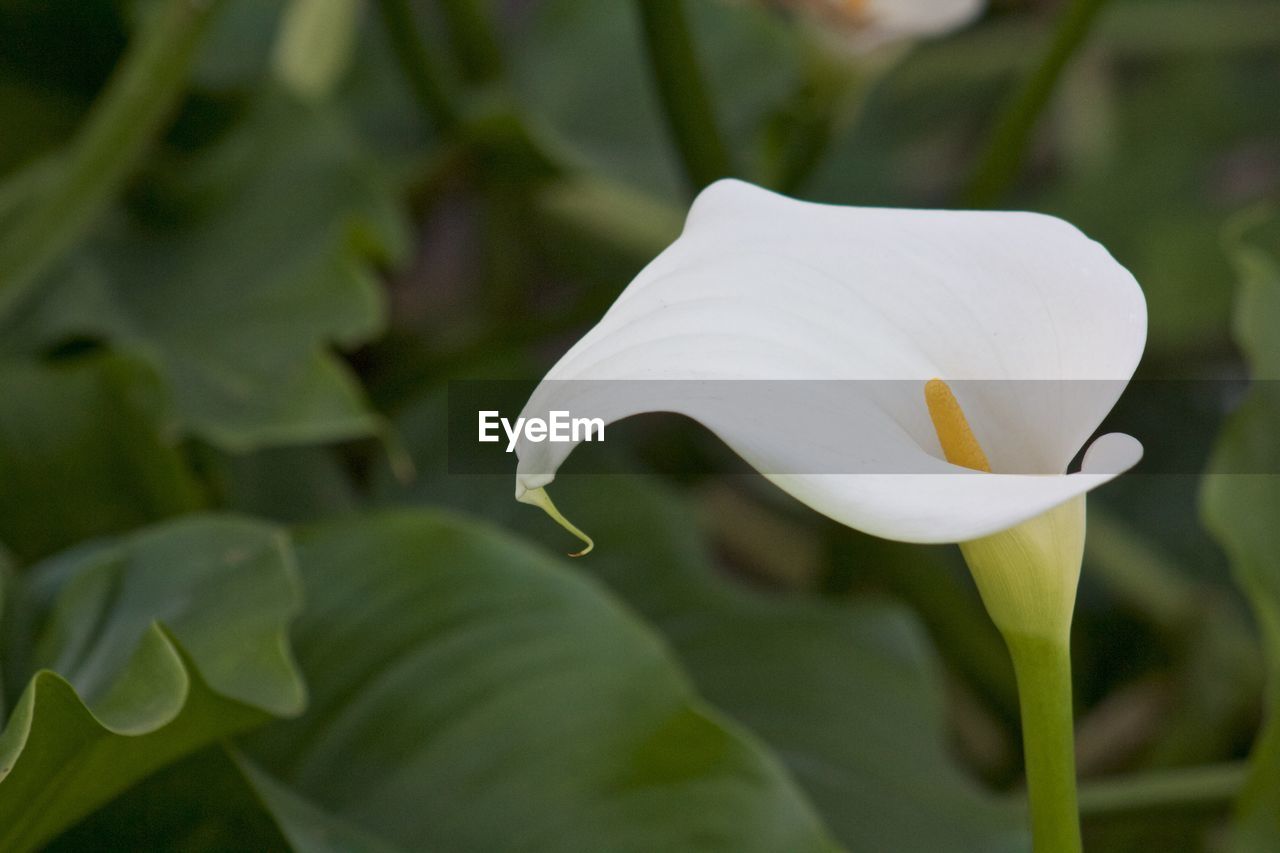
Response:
[438,0,506,85]
[0,0,222,320]
[1006,633,1083,853]
[1077,761,1246,819]
[375,0,460,132]
[962,0,1112,207]
[634,0,734,192]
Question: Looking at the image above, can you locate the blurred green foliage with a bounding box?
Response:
[1202,214,1280,851]
[0,0,1277,850]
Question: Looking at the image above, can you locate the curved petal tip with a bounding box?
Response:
[517,486,595,557]
[1080,432,1144,475]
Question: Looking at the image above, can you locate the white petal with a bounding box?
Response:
[516,180,1147,543]
[764,471,1122,544]
[763,430,1142,543]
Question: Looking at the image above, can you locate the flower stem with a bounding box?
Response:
[1005,633,1083,853]
[375,0,460,132]
[962,0,1112,207]
[0,0,222,320]
[634,0,734,193]
[438,0,506,86]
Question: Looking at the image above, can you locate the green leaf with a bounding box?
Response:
[0,353,203,562]
[2,86,409,451]
[0,514,305,852]
[245,510,838,853]
[373,396,1027,852]
[1202,212,1280,851]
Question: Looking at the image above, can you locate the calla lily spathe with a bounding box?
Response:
[515,179,1147,545]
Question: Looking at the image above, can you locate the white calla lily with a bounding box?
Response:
[515,179,1147,548]
[512,178,1145,851]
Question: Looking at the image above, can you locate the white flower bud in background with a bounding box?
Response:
[753,0,984,54]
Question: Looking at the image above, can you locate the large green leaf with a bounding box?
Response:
[0,353,202,562]
[1,86,408,451]
[245,509,838,852]
[1202,214,1280,851]
[372,395,1027,852]
[0,515,305,852]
